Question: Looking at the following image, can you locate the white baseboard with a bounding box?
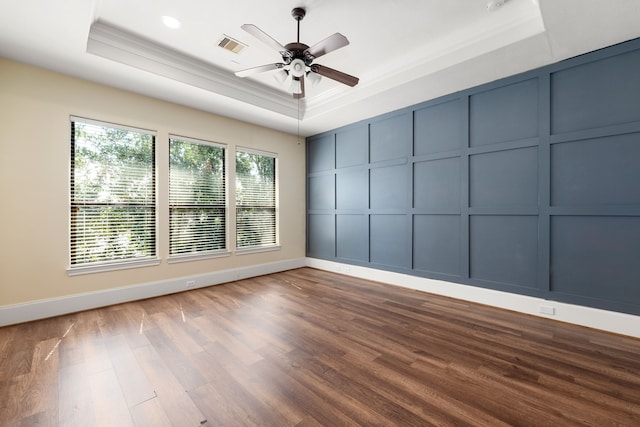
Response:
[0,258,306,327]
[306,258,640,339]
[5,257,638,339]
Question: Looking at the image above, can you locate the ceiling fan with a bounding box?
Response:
[235,7,359,99]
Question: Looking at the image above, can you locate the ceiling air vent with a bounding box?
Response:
[217,35,246,54]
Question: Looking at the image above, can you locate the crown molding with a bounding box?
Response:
[87,20,300,119]
[86,9,545,127]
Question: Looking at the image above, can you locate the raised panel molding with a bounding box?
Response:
[370,215,411,268]
[336,215,369,262]
[307,134,335,173]
[308,175,335,210]
[470,78,539,147]
[414,157,461,212]
[307,214,335,259]
[370,165,408,210]
[469,215,538,289]
[336,170,368,210]
[336,125,368,168]
[469,146,538,208]
[370,113,411,163]
[414,99,464,155]
[551,49,640,134]
[414,215,461,276]
[551,216,640,306]
[551,133,640,207]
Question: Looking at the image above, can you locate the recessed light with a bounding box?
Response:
[162,16,181,29]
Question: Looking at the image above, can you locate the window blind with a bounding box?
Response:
[235,149,277,248]
[70,119,156,266]
[169,136,226,255]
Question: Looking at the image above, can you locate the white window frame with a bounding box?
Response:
[168,135,230,263]
[67,116,159,275]
[235,147,280,254]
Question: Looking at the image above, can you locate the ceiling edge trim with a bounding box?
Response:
[304,11,546,120]
[86,20,300,119]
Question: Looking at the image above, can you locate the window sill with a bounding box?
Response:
[235,245,281,255]
[168,250,231,264]
[67,258,161,276]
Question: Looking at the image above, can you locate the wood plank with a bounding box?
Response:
[133,344,207,427]
[246,349,366,426]
[88,368,134,427]
[142,326,207,392]
[58,364,96,427]
[191,343,302,425]
[104,334,157,408]
[191,314,263,366]
[129,396,173,427]
[1,267,640,425]
[19,411,53,427]
[6,338,60,425]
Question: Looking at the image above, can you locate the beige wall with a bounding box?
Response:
[0,58,306,307]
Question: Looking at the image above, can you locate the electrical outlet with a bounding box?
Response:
[539,305,555,315]
[186,280,195,288]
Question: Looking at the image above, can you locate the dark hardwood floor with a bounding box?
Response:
[1,267,639,426]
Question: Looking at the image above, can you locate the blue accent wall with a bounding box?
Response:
[306,37,640,316]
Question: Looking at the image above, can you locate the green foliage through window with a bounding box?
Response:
[169,137,226,255]
[236,150,276,248]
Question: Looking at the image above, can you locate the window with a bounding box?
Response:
[235,149,277,249]
[70,117,156,269]
[169,136,226,257]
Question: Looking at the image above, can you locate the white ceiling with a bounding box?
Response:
[1,0,640,136]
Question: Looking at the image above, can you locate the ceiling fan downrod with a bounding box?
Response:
[292,7,305,43]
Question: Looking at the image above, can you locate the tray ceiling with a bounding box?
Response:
[1,0,640,136]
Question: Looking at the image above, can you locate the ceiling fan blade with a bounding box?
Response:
[235,63,283,78]
[305,33,349,59]
[293,76,305,99]
[241,24,285,52]
[311,64,359,87]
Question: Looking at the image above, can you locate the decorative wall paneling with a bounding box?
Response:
[307,37,640,316]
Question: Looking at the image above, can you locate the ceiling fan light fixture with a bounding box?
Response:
[290,58,306,78]
[307,71,321,87]
[290,77,302,94]
[236,7,358,99]
[274,69,289,83]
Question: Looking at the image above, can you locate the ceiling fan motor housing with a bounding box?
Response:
[282,42,314,65]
